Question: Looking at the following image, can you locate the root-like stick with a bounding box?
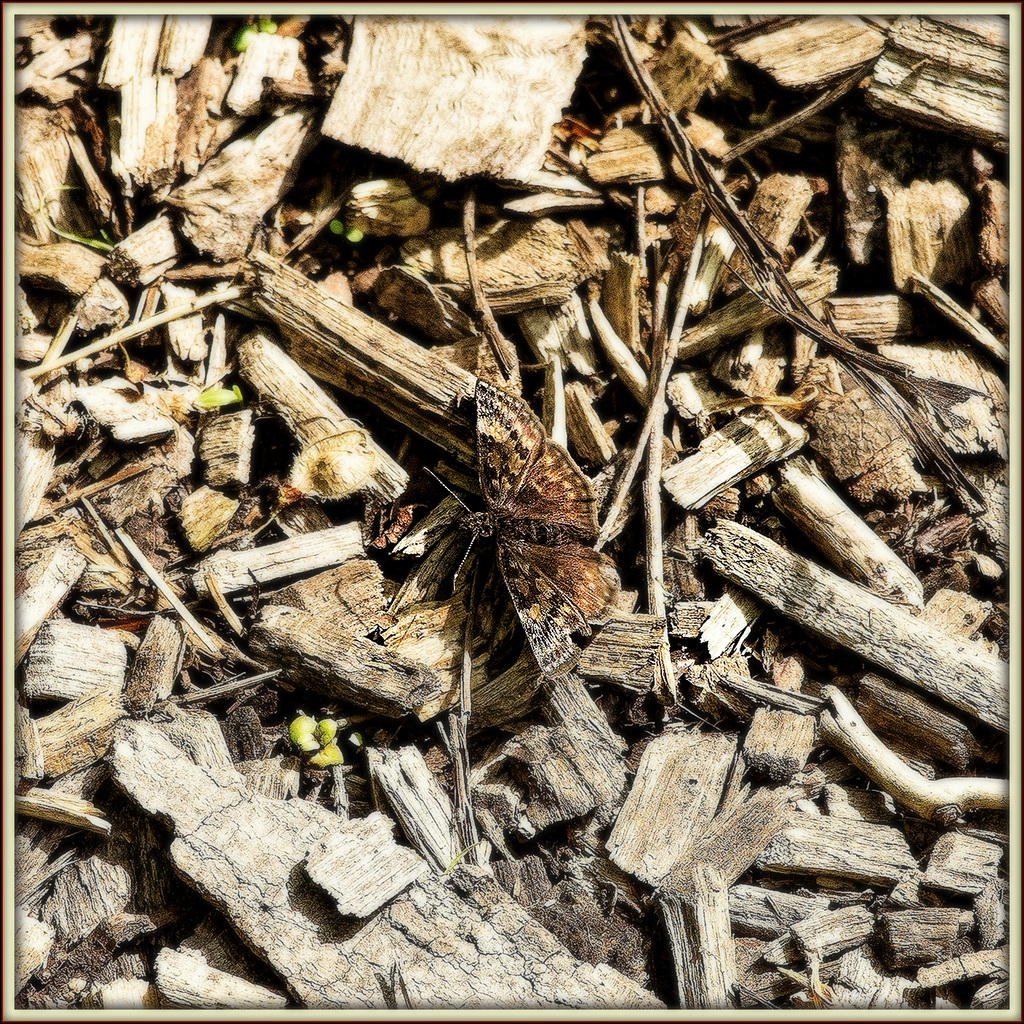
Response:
[819,686,1007,825]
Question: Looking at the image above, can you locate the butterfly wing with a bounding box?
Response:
[497,539,620,676]
[475,379,545,511]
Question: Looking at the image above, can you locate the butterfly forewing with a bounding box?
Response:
[475,379,545,510]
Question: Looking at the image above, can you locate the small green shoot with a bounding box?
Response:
[36,186,114,253]
[195,384,243,410]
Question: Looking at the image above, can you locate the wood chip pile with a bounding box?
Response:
[14,13,1010,1011]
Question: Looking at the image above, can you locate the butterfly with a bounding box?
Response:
[472,379,620,677]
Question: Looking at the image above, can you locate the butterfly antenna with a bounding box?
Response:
[451,530,478,592]
[425,466,473,514]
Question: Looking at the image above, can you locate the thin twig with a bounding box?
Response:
[722,62,871,165]
[611,16,983,510]
[39,462,151,519]
[22,284,246,379]
[462,185,517,381]
[173,669,282,706]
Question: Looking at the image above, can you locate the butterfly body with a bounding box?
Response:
[473,379,620,677]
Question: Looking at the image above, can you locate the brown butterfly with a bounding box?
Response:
[472,379,619,677]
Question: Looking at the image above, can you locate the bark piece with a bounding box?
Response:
[607,730,736,886]
[247,250,478,466]
[42,854,133,944]
[16,539,88,664]
[866,16,1008,152]
[662,407,807,510]
[729,883,830,940]
[237,329,407,501]
[22,619,128,702]
[16,789,110,836]
[178,485,238,553]
[773,455,924,608]
[564,381,616,465]
[167,110,317,263]
[756,811,918,886]
[742,708,816,783]
[250,606,445,720]
[322,17,587,183]
[886,179,972,291]
[702,520,1007,731]
[924,831,1001,897]
[701,584,761,659]
[823,295,915,346]
[193,522,363,599]
[917,946,1008,990]
[585,125,666,185]
[107,214,183,287]
[401,216,612,315]
[729,16,884,89]
[577,613,664,692]
[155,947,287,1009]
[275,559,390,635]
[976,178,1009,276]
[304,811,430,917]
[35,683,128,779]
[875,908,973,970]
[197,410,254,489]
[123,616,185,717]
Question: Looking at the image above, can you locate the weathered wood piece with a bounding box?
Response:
[16,539,88,664]
[607,730,736,886]
[22,619,128,702]
[322,17,587,183]
[662,408,807,510]
[702,520,1008,731]
[729,883,829,939]
[15,912,56,994]
[167,111,317,263]
[875,908,973,970]
[586,125,666,185]
[823,294,915,346]
[42,853,133,944]
[226,31,299,114]
[247,250,478,466]
[762,903,875,969]
[107,214,183,287]
[35,683,127,780]
[196,411,254,489]
[345,177,431,237]
[773,456,924,608]
[866,16,1008,152]
[917,946,1008,990]
[701,584,761,659]
[742,708,816,783]
[193,522,363,599]
[123,616,184,717]
[577,614,664,692]
[729,17,884,89]
[906,273,1008,364]
[237,330,407,501]
[155,948,288,1009]
[755,811,918,887]
[250,606,444,720]
[304,811,430,917]
[178,486,238,553]
[15,790,111,836]
[15,698,44,785]
[923,831,1002,898]
[276,559,390,635]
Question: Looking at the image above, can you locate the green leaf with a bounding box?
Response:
[309,742,344,768]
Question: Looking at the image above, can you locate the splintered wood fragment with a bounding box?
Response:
[662,407,807,510]
[469,647,544,732]
[577,614,664,692]
[35,684,127,779]
[124,616,185,717]
[73,379,177,444]
[16,539,88,663]
[815,688,1007,823]
[875,908,973,970]
[601,251,643,361]
[98,14,163,86]
[585,125,667,185]
[15,790,111,836]
[762,904,875,967]
[773,456,924,608]
[161,281,207,362]
[660,863,737,1009]
[155,947,288,1009]
[197,411,254,489]
[18,240,108,296]
[742,709,816,783]
[322,17,587,183]
[701,584,762,659]
[16,912,56,992]
[247,250,478,466]
[371,265,479,346]
[906,272,1008,364]
[669,601,713,639]
[886,179,972,290]
[702,521,1007,731]
[402,217,610,315]
[729,883,830,940]
[564,381,616,465]
[107,214,183,287]
[15,699,43,784]
[756,811,918,887]
[651,27,725,113]
[276,559,390,635]
[607,730,737,886]
[854,672,988,774]
[823,295,915,346]
[237,330,407,501]
[304,811,430,917]
[729,16,884,89]
[113,72,179,190]
[167,111,317,263]
[923,831,1001,897]
[586,289,647,404]
[345,178,432,237]
[677,253,838,361]
[22,619,128,702]
[193,522,363,599]
[178,485,238,553]
[917,946,1008,989]
[115,528,219,657]
[977,178,1009,276]
[866,16,1008,152]
[365,745,457,873]
[381,601,463,716]
[226,31,300,114]
[518,295,597,374]
[250,606,443,720]
[15,421,54,534]
[158,15,211,75]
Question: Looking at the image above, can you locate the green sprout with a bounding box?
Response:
[195,384,243,410]
[288,713,345,768]
[36,186,114,253]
